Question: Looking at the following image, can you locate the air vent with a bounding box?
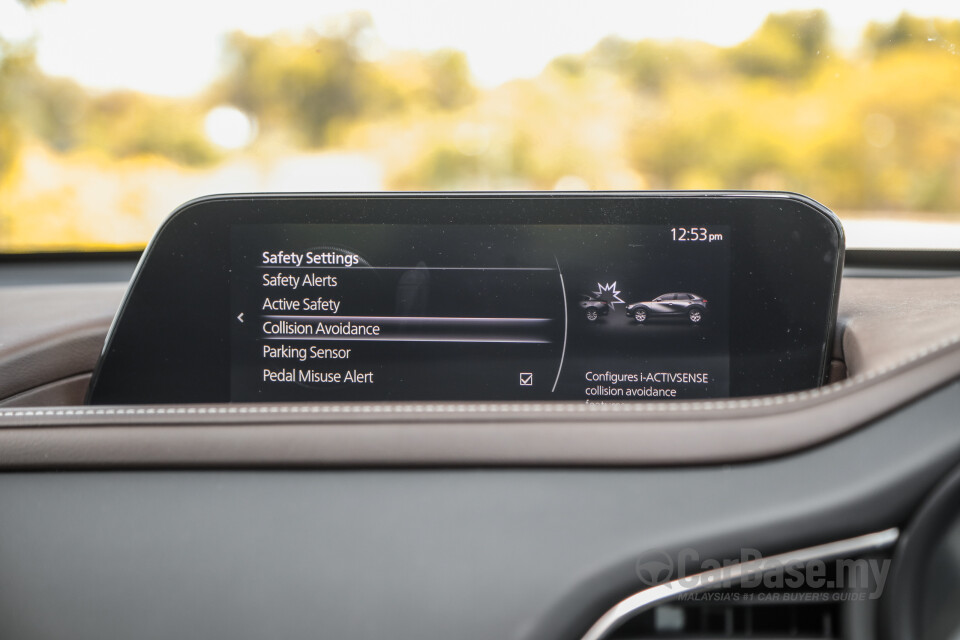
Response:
[608,592,840,638]
[581,532,897,640]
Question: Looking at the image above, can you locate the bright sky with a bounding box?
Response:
[2,0,960,95]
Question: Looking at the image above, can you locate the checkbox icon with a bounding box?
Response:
[519,372,533,386]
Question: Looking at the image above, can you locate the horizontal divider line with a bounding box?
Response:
[262,336,552,343]
[262,315,552,323]
[257,266,556,271]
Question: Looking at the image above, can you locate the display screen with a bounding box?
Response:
[230,224,730,402]
[86,192,843,405]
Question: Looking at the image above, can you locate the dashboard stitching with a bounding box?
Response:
[1,333,957,419]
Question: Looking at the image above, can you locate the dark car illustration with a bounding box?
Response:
[626,292,708,324]
[578,294,612,321]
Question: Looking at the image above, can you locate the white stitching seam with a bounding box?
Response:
[0,333,958,420]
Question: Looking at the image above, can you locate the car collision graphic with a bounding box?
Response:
[578,294,612,321]
[626,293,708,324]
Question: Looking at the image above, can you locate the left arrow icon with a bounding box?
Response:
[237,313,244,323]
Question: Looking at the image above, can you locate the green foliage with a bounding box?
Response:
[0,120,18,182]
[394,145,484,189]
[215,20,475,147]
[727,10,831,79]
[3,6,960,246]
[218,29,367,146]
[387,10,960,214]
[553,36,718,94]
[631,95,786,188]
[598,38,691,91]
[0,43,32,178]
[864,13,960,56]
[422,49,474,110]
[80,92,219,166]
[0,43,217,172]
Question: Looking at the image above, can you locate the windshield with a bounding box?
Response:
[1,1,959,252]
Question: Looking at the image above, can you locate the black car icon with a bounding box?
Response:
[578,294,612,321]
[626,292,708,324]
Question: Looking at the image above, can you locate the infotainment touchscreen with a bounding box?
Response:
[87,192,843,404]
[231,223,731,401]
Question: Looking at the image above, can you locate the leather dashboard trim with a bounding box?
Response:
[0,284,123,400]
[0,374,92,407]
[0,277,958,468]
[0,329,956,468]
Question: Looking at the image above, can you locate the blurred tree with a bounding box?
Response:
[592,37,689,92]
[216,18,475,147]
[629,93,788,190]
[0,44,30,180]
[550,36,717,94]
[0,4,216,179]
[218,30,364,146]
[5,4,960,253]
[0,49,88,153]
[864,13,960,55]
[80,91,218,166]
[0,47,215,166]
[422,49,474,110]
[727,10,831,79]
[547,53,585,78]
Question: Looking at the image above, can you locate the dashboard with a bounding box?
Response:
[1,194,959,639]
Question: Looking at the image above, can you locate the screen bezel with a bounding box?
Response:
[86,191,844,404]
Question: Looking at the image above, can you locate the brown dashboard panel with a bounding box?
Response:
[0,284,123,405]
[3,276,959,403]
[836,277,960,377]
[0,276,958,468]
[0,277,958,468]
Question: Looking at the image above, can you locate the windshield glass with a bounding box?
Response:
[1,1,959,252]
